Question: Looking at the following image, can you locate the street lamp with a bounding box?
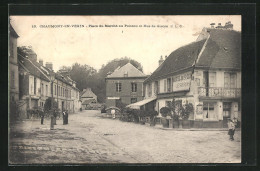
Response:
[49,72,55,130]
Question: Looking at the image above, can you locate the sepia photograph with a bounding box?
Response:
[8,15,242,164]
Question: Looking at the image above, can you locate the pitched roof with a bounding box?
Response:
[106,63,147,78]
[10,24,19,38]
[196,29,241,69]
[18,56,50,82]
[82,99,96,105]
[144,39,206,83]
[80,88,97,98]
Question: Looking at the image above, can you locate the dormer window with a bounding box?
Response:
[124,71,128,77]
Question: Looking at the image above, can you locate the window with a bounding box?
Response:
[223,102,232,117]
[224,73,237,88]
[30,77,34,94]
[63,88,65,97]
[154,81,158,95]
[131,83,137,92]
[54,85,56,95]
[148,83,152,97]
[116,83,122,92]
[158,81,160,93]
[34,78,37,94]
[164,79,167,92]
[11,71,15,88]
[167,78,172,92]
[10,42,14,58]
[124,71,128,77]
[41,83,44,95]
[203,102,216,119]
[209,72,216,87]
[131,98,137,104]
[46,85,48,96]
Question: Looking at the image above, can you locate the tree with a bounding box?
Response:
[160,107,171,118]
[44,97,58,112]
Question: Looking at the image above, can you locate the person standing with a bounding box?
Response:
[227,118,235,141]
[39,108,45,125]
[65,110,69,124]
[62,110,66,125]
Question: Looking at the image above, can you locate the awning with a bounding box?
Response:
[126,97,157,109]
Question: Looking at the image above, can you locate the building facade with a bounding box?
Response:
[80,88,97,109]
[105,63,147,108]
[142,23,241,128]
[18,46,81,117]
[9,25,19,103]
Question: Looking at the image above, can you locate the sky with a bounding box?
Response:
[10,15,241,74]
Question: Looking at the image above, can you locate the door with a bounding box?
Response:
[223,102,232,128]
[115,99,122,108]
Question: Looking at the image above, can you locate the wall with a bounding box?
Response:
[9,35,19,102]
[106,77,145,107]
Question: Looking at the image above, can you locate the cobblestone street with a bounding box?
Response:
[9,110,241,164]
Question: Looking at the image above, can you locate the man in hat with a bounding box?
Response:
[227,118,235,141]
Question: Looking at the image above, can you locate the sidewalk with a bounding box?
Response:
[100,115,241,131]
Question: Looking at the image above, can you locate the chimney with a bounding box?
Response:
[224,21,233,30]
[210,23,215,28]
[159,55,164,66]
[39,59,43,65]
[165,55,167,59]
[45,62,53,71]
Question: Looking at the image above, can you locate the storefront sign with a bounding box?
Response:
[172,72,192,92]
[107,97,120,100]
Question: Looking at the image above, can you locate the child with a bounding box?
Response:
[227,118,235,141]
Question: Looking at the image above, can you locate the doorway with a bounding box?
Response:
[223,102,232,128]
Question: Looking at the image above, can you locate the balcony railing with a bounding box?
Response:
[198,87,241,98]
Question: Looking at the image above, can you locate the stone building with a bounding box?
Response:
[137,22,241,128]
[105,63,148,108]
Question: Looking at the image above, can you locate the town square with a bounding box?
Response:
[9,15,242,164]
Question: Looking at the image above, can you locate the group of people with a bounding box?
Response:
[39,109,69,125]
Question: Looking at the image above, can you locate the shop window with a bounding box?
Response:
[203,102,216,119]
[131,83,137,92]
[223,102,231,117]
[131,98,137,104]
[116,83,122,92]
